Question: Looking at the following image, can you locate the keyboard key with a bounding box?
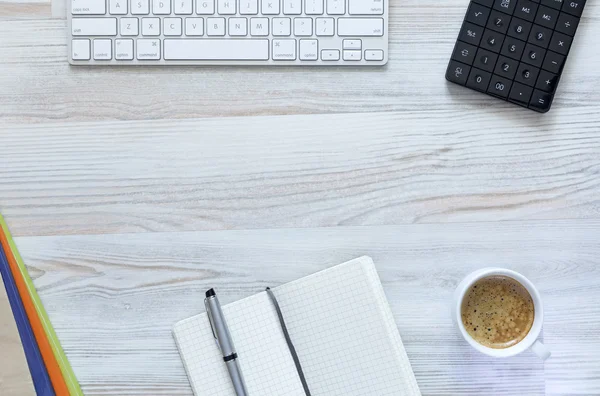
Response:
[480,29,505,52]
[229,18,247,36]
[508,81,533,105]
[294,18,313,36]
[535,5,559,29]
[543,50,565,73]
[555,12,579,36]
[494,55,518,79]
[365,49,384,61]
[240,0,259,14]
[218,0,236,14]
[273,18,291,36]
[305,0,324,14]
[299,39,318,60]
[562,0,584,17]
[492,0,516,14]
[487,10,511,34]
[459,22,485,46]
[261,0,279,14]
[474,48,498,72]
[535,69,559,93]
[521,43,545,67]
[549,31,572,55]
[164,18,183,36]
[466,68,492,92]
[109,0,127,14]
[343,50,362,60]
[250,18,269,35]
[528,24,552,48]
[541,0,564,10]
[93,39,112,59]
[529,89,552,112]
[487,74,512,98]
[321,49,340,61]
[446,60,471,85]
[71,39,90,60]
[272,39,297,60]
[207,18,226,35]
[513,0,538,21]
[131,0,149,14]
[452,41,477,65]
[152,0,171,14]
[500,36,525,60]
[72,18,117,36]
[514,63,540,86]
[137,38,161,59]
[196,0,215,14]
[174,0,193,14]
[337,18,383,36]
[115,38,134,60]
[72,0,106,14]
[185,18,204,35]
[507,17,531,40]
[142,17,160,35]
[283,0,302,14]
[343,39,361,50]
[120,18,139,36]
[164,38,269,59]
[315,17,335,36]
[348,0,383,15]
[466,3,491,27]
[327,0,345,15]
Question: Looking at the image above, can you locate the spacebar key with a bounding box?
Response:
[164,39,270,60]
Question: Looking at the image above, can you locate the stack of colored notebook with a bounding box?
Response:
[0,213,82,396]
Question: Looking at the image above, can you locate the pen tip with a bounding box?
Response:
[205,288,216,298]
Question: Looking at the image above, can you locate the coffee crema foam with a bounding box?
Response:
[461,276,534,349]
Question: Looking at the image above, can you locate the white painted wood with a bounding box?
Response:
[1,111,600,237]
[13,220,600,395]
[0,0,599,122]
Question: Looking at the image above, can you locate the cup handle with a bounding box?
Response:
[531,340,551,360]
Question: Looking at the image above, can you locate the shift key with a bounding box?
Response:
[338,18,384,36]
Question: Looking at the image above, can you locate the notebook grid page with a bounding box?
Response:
[173,292,305,396]
[273,257,421,396]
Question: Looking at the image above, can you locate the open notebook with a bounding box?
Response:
[173,256,421,396]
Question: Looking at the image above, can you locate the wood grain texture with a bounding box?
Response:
[0,278,35,396]
[0,0,598,123]
[11,220,600,395]
[1,111,600,237]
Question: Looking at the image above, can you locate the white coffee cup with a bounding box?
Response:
[452,268,551,360]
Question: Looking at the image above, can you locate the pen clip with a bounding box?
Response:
[205,297,220,350]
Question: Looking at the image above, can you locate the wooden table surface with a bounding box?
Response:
[2,0,600,394]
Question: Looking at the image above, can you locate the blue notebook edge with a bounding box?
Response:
[0,245,55,396]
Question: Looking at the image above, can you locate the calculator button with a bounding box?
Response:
[487,75,513,98]
[492,0,517,14]
[521,43,545,67]
[474,48,499,72]
[534,5,559,29]
[555,12,579,36]
[543,50,565,73]
[480,29,505,52]
[452,41,478,65]
[466,69,493,92]
[494,55,518,79]
[459,22,485,46]
[473,0,494,6]
[508,82,533,106]
[540,0,563,10]
[501,36,525,60]
[528,24,553,48]
[514,0,538,21]
[529,89,552,112]
[487,10,511,34]
[467,3,492,27]
[515,63,540,86]
[507,17,532,40]
[562,0,585,17]
[446,60,471,85]
[535,69,559,93]
[549,31,572,55]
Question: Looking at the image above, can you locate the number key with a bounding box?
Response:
[494,55,518,79]
[480,29,505,52]
[521,43,545,67]
[501,36,525,60]
[507,17,531,40]
[487,75,513,98]
[466,69,493,92]
[562,0,585,17]
[528,25,552,48]
[515,63,540,86]
[474,48,499,72]
[487,10,511,34]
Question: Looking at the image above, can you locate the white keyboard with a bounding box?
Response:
[68,0,387,65]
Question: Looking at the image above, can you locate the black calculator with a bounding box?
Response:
[446,0,586,113]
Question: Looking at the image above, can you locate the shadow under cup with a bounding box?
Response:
[453,268,547,359]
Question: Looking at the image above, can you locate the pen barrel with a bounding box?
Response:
[226,359,249,396]
[205,296,236,356]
